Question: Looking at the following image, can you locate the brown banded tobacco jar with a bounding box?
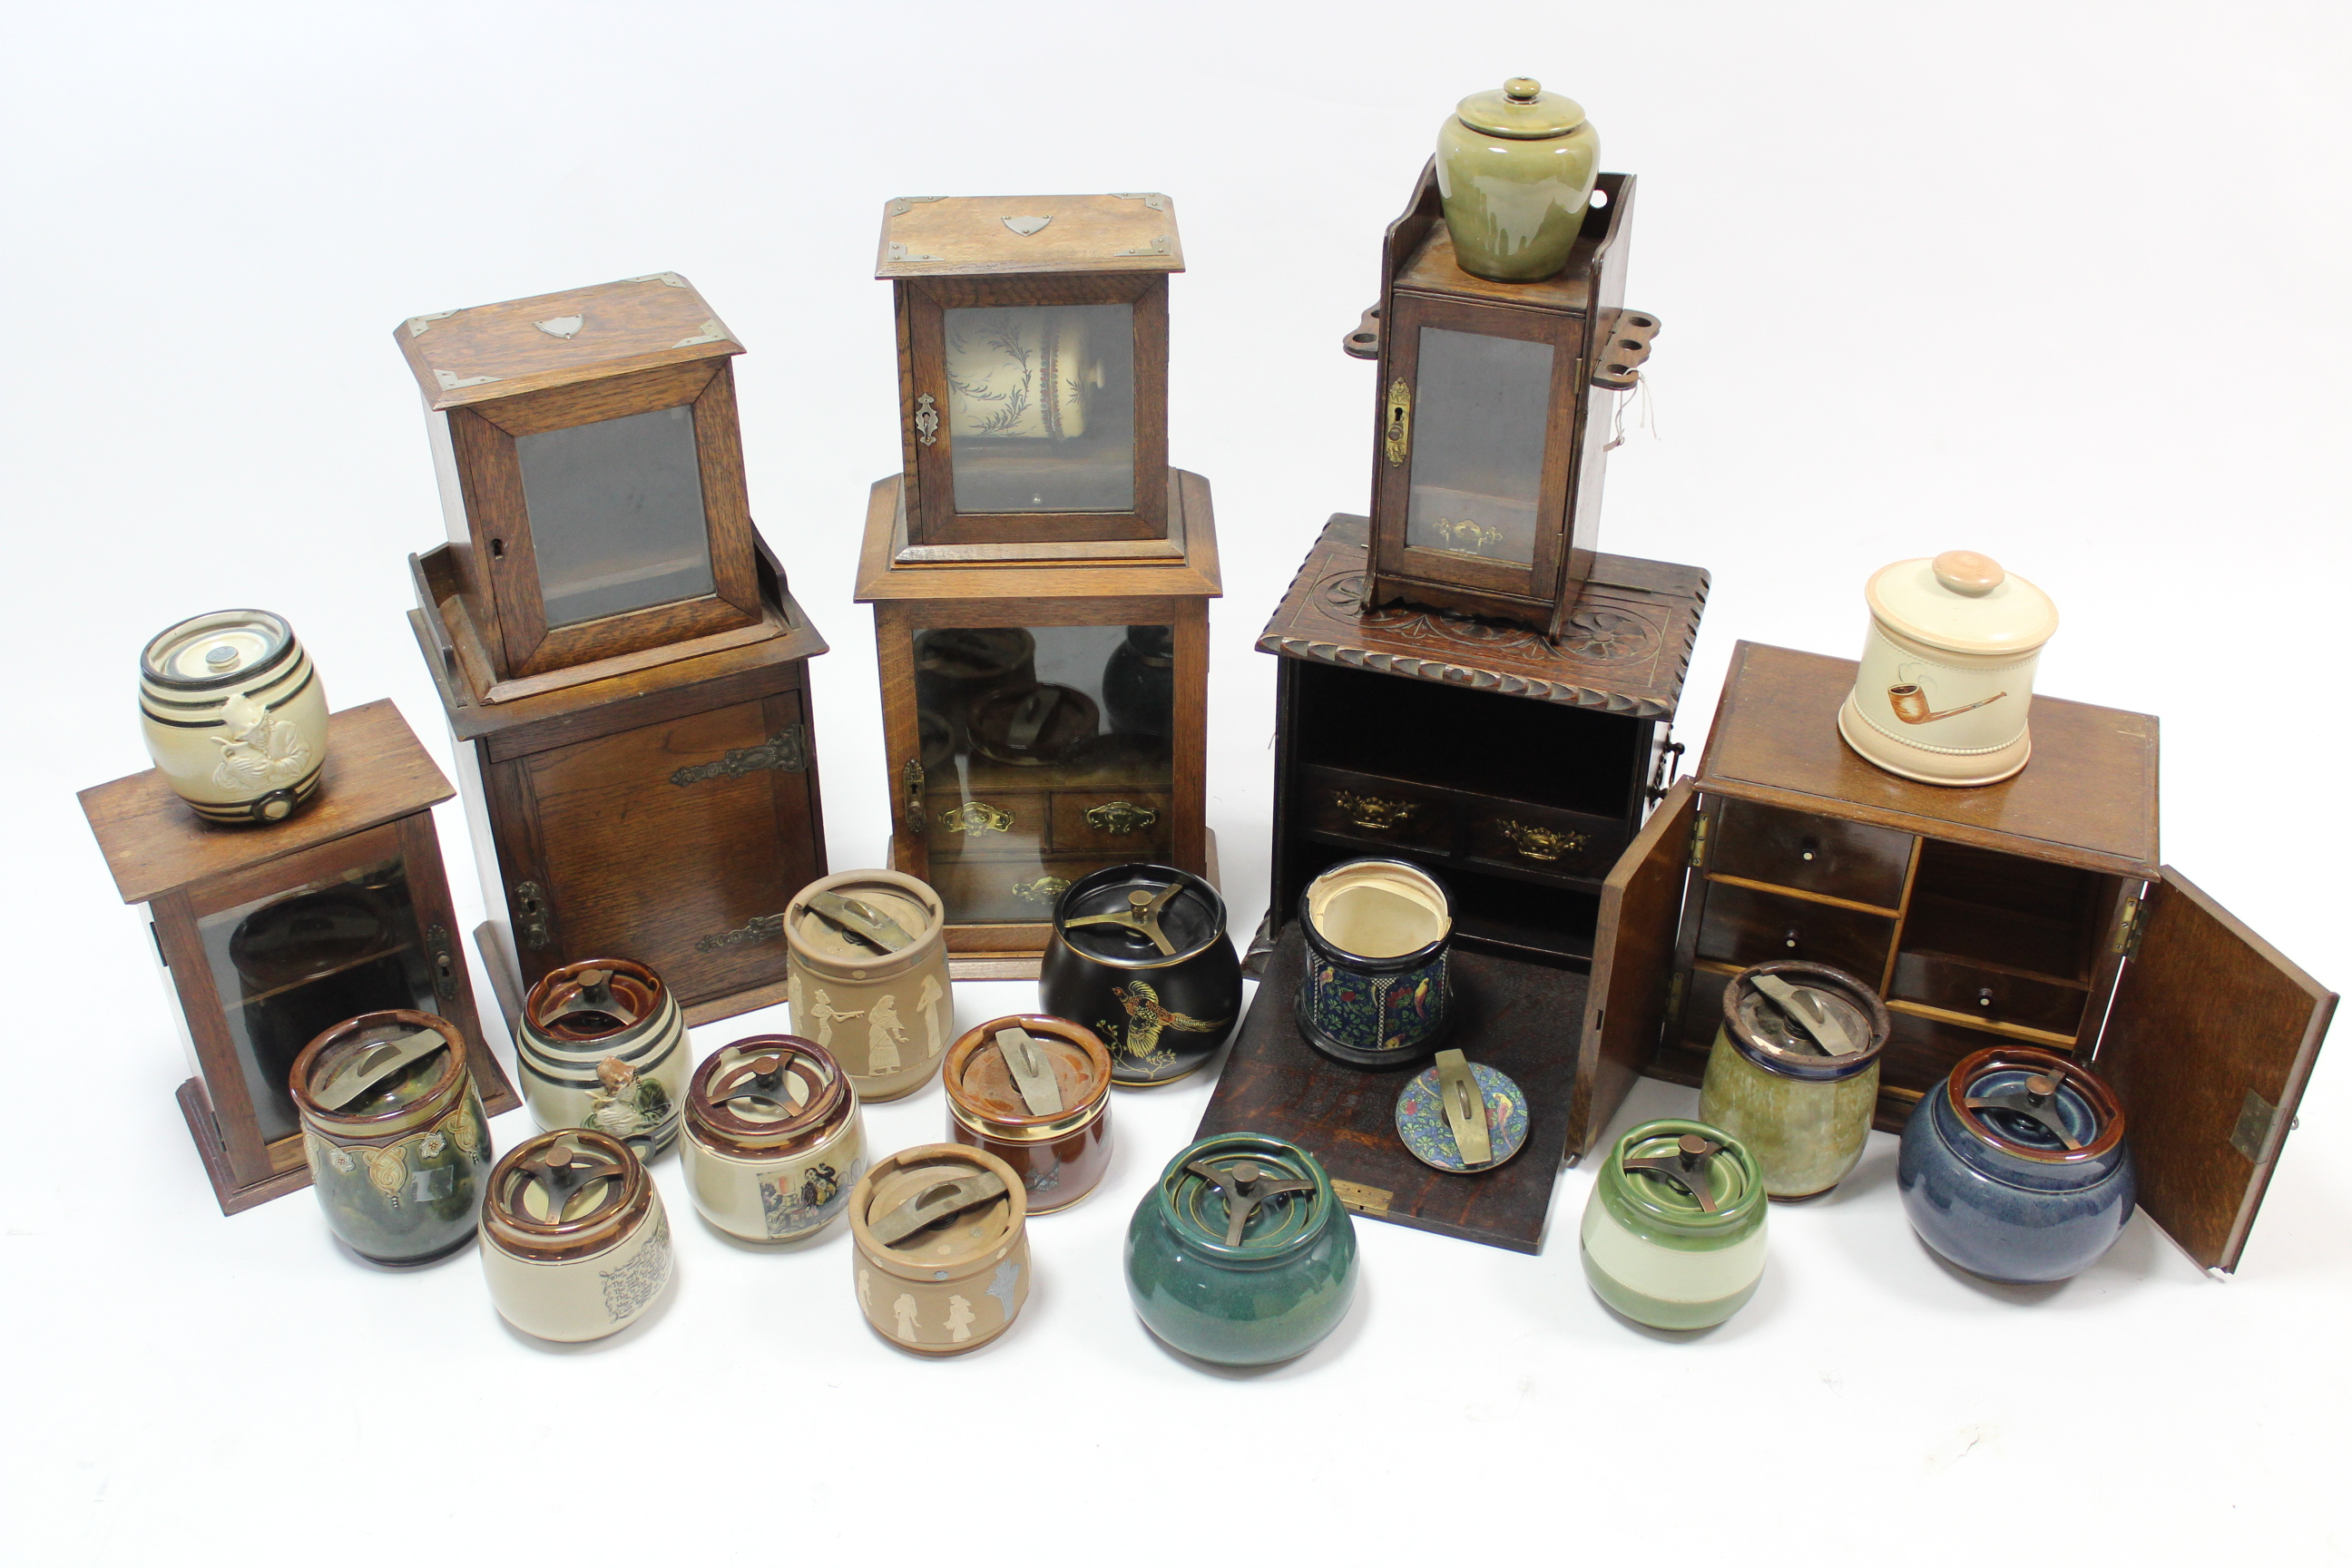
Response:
[479,1128,673,1342]
[849,1143,1030,1356]
[943,1014,1113,1213]
[681,1036,867,1243]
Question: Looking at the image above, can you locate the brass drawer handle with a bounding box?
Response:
[940,801,1014,835]
[1331,790,1418,832]
[1500,819,1588,862]
[1429,517,1503,557]
[1011,877,1069,906]
[1084,800,1159,836]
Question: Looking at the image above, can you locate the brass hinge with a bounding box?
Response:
[1687,811,1710,868]
[670,726,806,787]
[2230,1089,2280,1163]
[2112,889,2145,960]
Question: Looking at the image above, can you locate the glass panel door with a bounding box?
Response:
[1405,327,1553,567]
[516,404,715,627]
[945,304,1137,514]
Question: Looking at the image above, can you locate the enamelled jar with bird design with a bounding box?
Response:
[479,1128,673,1342]
[1898,1045,2135,1284]
[515,959,689,1159]
[944,1014,1114,1212]
[681,1036,867,1244]
[1581,1120,1769,1330]
[785,869,952,1103]
[290,1010,491,1265]
[849,1144,1031,1356]
[1297,858,1453,1067]
[138,608,329,824]
[1125,1132,1358,1367]
[1698,962,1889,1200]
[1039,864,1240,1087]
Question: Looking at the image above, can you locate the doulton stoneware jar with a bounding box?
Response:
[944,1014,1114,1213]
[1435,77,1602,281]
[1837,550,2059,787]
[681,1036,866,1244]
[1899,1046,2135,1284]
[516,959,689,1159]
[1039,865,1240,1087]
[137,609,329,823]
[1698,962,1890,1200]
[849,1144,1031,1356]
[784,869,951,1103]
[1581,1120,1769,1331]
[479,1129,673,1343]
[290,1010,491,1265]
[1125,1132,1358,1367]
[1296,859,1453,1067]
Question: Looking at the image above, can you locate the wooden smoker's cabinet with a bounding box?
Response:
[1583,642,2336,1273]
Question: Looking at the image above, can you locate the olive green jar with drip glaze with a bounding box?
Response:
[1699,962,1889,1199]
[1436,77,1601,281]
[1581,1120,1768,1330]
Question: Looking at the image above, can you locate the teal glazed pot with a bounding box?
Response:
[1297,858,1452,1068]
[1125,1133,1358,1367]
[1698,962,1889,1200]
[1436,77,1601,281]
[1581,1120,1768,1330]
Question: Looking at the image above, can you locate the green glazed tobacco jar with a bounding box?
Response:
[1436,77,1602,281]
[1697,962,1890,1200]
[1581,1120,1768,1331]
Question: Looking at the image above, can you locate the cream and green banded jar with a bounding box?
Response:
[138,608,329,824]
[1698,962,1889,1200]
[1581,1120,1768,1331]
[516,958,689,1159]
[479,1128,673,1343]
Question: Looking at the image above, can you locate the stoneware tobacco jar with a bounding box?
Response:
[138,608,330,824]
[1040,865,1241,1087]
[1698,962,1890,1200]
[290,1010,491,1266]
[849,1144,1031,1356]
[516,959,689,1159]
[1297,858,1453,1068]
[785,869,951,1103]
[1582,1120,1768,1331]
[1126,1132,1358,1367]
[1898,1045,2135,1284]
[1837,550,2059,787]
[1436,76,1602,281]
[944,1014,1114,1213]
[479,1128,673,1343]
[681,1036,866,1244]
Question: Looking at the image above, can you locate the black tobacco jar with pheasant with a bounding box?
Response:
[1039,865,1241,1087]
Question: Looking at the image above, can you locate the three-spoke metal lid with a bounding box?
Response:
[1948,1046,2123,1164]
[484,1128,652,1259]
[1055,864,1227,967]
[524,958,666,1044]
[686,1036,853,1152]
[1158,1133,1334,1257]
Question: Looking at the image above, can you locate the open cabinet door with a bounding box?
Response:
[2093,866,2337,1273]
[1571,779,1697,1161]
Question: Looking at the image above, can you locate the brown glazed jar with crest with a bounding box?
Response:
[943,1014,1113,1212]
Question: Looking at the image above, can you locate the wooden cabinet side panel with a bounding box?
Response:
[1574,779,1696,1159]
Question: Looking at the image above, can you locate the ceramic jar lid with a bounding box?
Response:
[1055,865,1228,967]
[1396,1050,1527,1172]
[524,958,668,1044]
[141,608,299,690]
[685,1036,853,1157]
[482,1129,654,1262]
[1864,551,2058,656]
[1723,962,1890,1082]
[785,871,943,979]
[1455,76,1588,139]
[946,1015,1112,1138]
[853,1145,1024,1278]
[289,1010,467,1132]
[1161,1133,1333,1256]
[1946,1047,2124,1163]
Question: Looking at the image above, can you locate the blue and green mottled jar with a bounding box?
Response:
[1698,962,1889,1200]
[1581,1120,1768,1331]
[1125,1133,1358,1367]
[1297,858,1451,1068]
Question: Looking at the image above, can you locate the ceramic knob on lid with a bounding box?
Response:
[1580,1119,1768,1330]
[138,608,329,823]
[1039,864,1241,1087]
[1436,76,1602,281]
[1838,550,2060,787]
[681,1036,866,1243]
[848,1144,1030,1356]
[479,1128,672,1342]
[783,869,950,1103]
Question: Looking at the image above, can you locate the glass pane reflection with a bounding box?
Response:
[1405,327,1553,568]
[946,304,1137,514]
[517,404,716,627]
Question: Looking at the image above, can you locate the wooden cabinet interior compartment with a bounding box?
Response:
[77,701,517,1214]
[1585,641,2337,1273]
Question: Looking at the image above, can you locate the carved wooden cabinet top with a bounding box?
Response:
[79,700,453,906]
[877,192,1184,278]
[394,272,742,410]
[1698,642,2160,878]
[1258,514,1708,719]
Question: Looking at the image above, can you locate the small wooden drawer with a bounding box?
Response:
[1879,1008,2076,1106]
[1707,796,1912,909]
[925,789,1047,862]
[1463,800,1625,883]
[1696,880,1896,982]
[1051,791,1174,855]
[1887,952,2088,1038]
[932,855,1119,925]
[1298,766,1455,856]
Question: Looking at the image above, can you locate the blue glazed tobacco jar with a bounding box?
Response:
[1125,1132,1358,1367]
[1899,1046,2134,1284]
[1296,858,1452,1067]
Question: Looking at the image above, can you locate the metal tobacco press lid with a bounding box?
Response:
[1395,1049,1528,1173]
[483,1128,652,1262]
[524,958,667,1045]
[853,1145,1024,1278]
[1159,1133,1332,1257]
[1865,550,2059,657]
[1055,865,1228,969]
[686,1036,852,1155]
[1947,1046,2124,1164]
[786,870,942,978]
[1612,1121,1762,1230]
[1455,76,1589,140]
[1724,962,1889,1082]
[946,1015,1112,1135]
[290,1010,466,1129]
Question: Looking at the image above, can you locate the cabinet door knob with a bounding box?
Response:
[1783,929,1799,950]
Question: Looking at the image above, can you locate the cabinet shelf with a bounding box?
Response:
[229,939,418,1010]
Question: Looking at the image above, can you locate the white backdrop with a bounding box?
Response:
[7,4,2348,1561]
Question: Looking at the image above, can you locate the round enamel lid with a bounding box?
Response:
[1864,551,2059,656]
[1395,1053,1528,1172]
[141,608,296,689]
[1455,77,1588,140]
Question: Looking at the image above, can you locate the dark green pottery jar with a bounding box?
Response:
[1580,1119,1768,1331]
[1124,1132,1358,1367]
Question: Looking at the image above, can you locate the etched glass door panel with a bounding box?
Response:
[913,622,1173,923]
[1406,327,1553,567]
[516,404,715,627]
[945,304,1137,514]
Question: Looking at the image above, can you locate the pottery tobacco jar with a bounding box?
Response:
[1126,1132,1358,1367]
[1296,858,1452,1067]
[1699,962,1889,1199]
[516,958,689,1158]
[1040,864,1240,1086]
[785,869,952,1102]
[1899,1046,2135,1283]
[944,1014,1113,1212]
[1436,77,1601,281]
[290,1010,491,1265]
[1581,1120,1768,1330]
[681,1036,866,1243]
[138,608,329,824]
[849,1144,1030,1356]
[479,1128,673,1342]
